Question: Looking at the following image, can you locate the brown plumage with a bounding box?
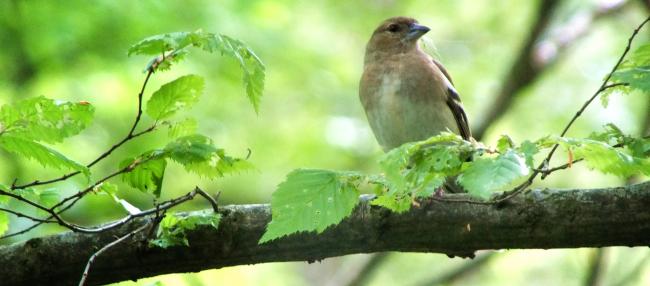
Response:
[359,17,471,152]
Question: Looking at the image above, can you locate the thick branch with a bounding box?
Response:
[1,181,650,286]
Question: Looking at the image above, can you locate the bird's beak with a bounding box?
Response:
[405,23,430,41]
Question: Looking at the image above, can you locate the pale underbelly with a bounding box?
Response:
[367,94,459,152]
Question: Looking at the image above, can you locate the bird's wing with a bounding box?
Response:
[432,59,472,140]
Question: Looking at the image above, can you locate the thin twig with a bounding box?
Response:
[78,222,150,286]
[540,17,649,179]
[1,186,216,238]
[492,15,650,203]
[0,207,56,223]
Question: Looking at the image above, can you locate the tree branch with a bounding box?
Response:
[1,181,649,286]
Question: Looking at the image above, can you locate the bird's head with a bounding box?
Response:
[365,17,430,58]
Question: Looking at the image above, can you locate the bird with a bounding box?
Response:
[359,17,472,192]
[359,16,471,151]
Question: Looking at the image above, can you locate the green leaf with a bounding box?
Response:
[0,96,94,143]
[496,135,514,153]
[164,134,218,165]
[150,211,220,249]
[518,140,539,169]
[199,34,265,113]
[625,43,650,66]
[610,44,650,94]
[129,31,265,112]
[610,67,650,93]
[167,118,198,138]
[128,31,204,56]
[458,150,530,199]
[184,153,255,179]
[120,154,167,197]
[543,136,650,177]
[259,169,361,243]
[379,132,470,196]
[146,75,204,120]
[572,140,649,177]
[0,135,89,176]
[94,182,118,196]
[371,194,411,213]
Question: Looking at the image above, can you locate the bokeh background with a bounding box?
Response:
[0,0,649,285]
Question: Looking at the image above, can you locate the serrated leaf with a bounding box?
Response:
[610,44,650,94]
[129,31,265,112]
[379,132,469,196]
[167,118,197,138]
[611,67,650,93]
[371,194,411,213]
[184,155,255,179]
[120,155,167,197]
[200,34,265,113]
[164,134,217,165]
[0,96,94,144]
[259,169,361,243]
[572,140,650,177]
[146,75,204,120]
[128,31,203,56]
[544,136,650,177]
[150,211,220,249]
[0,135,89,176]
[458,150,530,199]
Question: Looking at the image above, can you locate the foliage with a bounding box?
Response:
[0,30,263,238]
[146,75,204,120]
[0,97,92,178]
[260,124,650,242]
[259,169,362,243]
[603,43,650,106]
[150,211,221,248]
[129,30,266,113]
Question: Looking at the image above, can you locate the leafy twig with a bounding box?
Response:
[498,15,650,201]
[11,68,156,190]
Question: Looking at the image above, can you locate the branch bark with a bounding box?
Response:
[1,181,650,286]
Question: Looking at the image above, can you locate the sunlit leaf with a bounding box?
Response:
[0,135,89,176]
[164,134,217,165]
[150,211,220,248]
[458,150,529,199]
[167,118,198,138]
[129,31,265,112]
[120,153,167,197]
[259,169,361,243]
[146,75,204,120]
[0,96,94,144]
[371,193,411,213]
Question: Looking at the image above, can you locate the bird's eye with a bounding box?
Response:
[387,24,400,33]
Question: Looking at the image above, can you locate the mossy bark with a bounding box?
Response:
[1,181,649,286]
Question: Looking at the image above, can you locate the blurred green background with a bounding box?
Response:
[0,0,649,285]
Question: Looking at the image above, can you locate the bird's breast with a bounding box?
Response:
[360,59,459,151]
